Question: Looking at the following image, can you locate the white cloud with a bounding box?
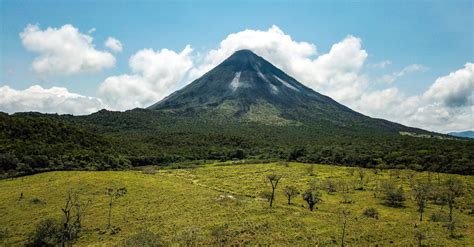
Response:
[186,26,470,132]
[189,25,367,103]
[424,63,473,107]
[8,25,473,132]
[0,85,104,115]
[20,24,115,76]
[353,64,473,132]
[87,27,96,34]
[378,64,429,83]
[370,60,391,69]
[105,37,123,53]
[98,45,193,110]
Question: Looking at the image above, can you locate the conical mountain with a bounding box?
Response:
[151,50,343,109]
[149,49,426,133]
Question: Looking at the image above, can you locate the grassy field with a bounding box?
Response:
[0,162,473,246]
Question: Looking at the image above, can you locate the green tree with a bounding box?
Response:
[105,187,127,229]
[266,174,282,207]
[413,183,430,221]
[283,186,299,205]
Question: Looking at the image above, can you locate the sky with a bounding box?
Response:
[0,0,473,133]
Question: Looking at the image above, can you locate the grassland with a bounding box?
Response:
[0,162,473,246]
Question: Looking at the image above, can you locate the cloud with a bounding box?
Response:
[378,64,429,83]
[8,25,473,132]
[105,37,123,53]
[87,27,96,34]
[186,25,470,132]
[189,25,367,103]
[424,63,473,107]
[370,60,391,69]
[352,63,473,132]
[98,45,193,110]
[0,85,104,115]
[20,24,115,76]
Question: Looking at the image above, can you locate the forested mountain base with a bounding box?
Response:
[1,110,473,177]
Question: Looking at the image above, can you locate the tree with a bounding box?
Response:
[266,174,282,207]
[338,208,351,247]
[356,168,366,190]
[60,191,90,247]
[283,186,299,205]
[105,187,127,229]
[339,180,353,204]
[413,182,430,221]
[307,164,315,176]
[413,225,427,247]
[302,188,321,211]
[443,178,464,222]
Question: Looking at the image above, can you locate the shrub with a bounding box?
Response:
[142,168,157,175]
[119,230,165,247]
[323,179,337,193]
[26,218,62,247]
[429,212,449,222]
[259,191,272,202]
[362,207,379,219]
[30,198,46,205]
[381,181,406,207]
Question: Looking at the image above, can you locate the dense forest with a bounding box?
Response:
[1,109,473,178]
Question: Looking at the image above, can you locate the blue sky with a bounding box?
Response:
[0,0,473,132]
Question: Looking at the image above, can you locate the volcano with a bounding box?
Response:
[149,49,424,133]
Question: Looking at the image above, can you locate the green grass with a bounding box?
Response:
[0,162,473,246]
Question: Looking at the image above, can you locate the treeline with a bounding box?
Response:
[1,110,473,177]
[0,113,130,178]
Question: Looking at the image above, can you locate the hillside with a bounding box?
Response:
[0,112,130,177]
[0,163,473,246]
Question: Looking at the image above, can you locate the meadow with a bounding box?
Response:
[0,162,473,246]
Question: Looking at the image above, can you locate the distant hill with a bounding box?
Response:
[449,131,474,138]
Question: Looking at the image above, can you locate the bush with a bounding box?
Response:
[30,198,46,205]
[429,212,449,222]
[381,181,406,207]
[26,218,62,247]
[119,230,165,247]
[362,207,379,219]
[259,191,272,202]
[142,168,157,175]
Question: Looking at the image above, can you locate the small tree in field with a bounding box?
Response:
[60,191,90,247]
[283,186,299,205]
[307,164,315,176]
[444,178,464,221]
[105,187,127,229]
[338,207,351,247]
[302,188,321,211]
[413,182,430,221]
[356,168,366,190]
[266,174,282,207]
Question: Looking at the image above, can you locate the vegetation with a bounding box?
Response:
[0,162,473,245]
[1,110,474,179]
